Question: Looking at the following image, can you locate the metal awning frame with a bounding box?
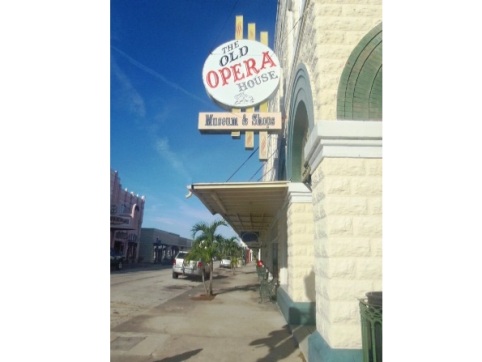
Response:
[188,181,290,246]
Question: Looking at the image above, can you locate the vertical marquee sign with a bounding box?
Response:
[231,15,244,138]
[199,16,282,161]
[258,31,269,159]
[231,15,244,139]
[245,22,256,150]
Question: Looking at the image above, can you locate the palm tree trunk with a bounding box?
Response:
[201,270,208,295]
[208,261,214,295]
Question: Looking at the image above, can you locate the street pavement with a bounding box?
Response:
[111,262,306,362]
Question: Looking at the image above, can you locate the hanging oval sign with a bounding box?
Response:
[202,39,281,109]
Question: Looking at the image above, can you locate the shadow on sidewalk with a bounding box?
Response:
[214,283,259,295]
[153,348,203,362]
[111,262,171,274]
[250,324,303,362]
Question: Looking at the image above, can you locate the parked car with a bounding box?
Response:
[110,248,125,270]
[172,251,210,279]
[220,257,232,268]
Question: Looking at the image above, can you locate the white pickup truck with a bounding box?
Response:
[172,251,210,279]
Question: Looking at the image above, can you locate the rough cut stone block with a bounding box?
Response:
[323,158,366,176]
[322,237,372,257]
[367,197,382,214]
[325,196,368,215]
[353,216,382,237]
[351,177,382,196]
[356,257,382,279]
[324,177,351,195]
[327,216,353,236]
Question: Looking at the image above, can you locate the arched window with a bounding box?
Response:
[290,101,309,182]
[337,23,382,121]
[286,65,314,182]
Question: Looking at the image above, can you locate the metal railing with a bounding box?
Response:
[359,293,382,362]
[257,266,278,303]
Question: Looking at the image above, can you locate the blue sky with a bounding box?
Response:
[111,0,278,239]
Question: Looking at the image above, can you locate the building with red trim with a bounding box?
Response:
[110,169,145,262]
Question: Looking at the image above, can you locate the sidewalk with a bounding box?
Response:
[111,262,305,362]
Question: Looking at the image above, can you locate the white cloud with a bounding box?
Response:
[154,137,191,180]
[111,45,211,106]
[111,60,146,119]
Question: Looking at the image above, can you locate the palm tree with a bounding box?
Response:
[216,238,228,259]
[223,236,242,274]
[188,219,227,295]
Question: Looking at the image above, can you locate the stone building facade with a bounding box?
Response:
[267,1,382,360]
[189,1,382,360]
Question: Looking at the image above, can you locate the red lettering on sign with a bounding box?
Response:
[231,63,245,82]
[260,51,277,69]
[206,71,219,88]
[205,53,278,89]
[243,58,258,77]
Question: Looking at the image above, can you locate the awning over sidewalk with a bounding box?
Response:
[188,181,289,246]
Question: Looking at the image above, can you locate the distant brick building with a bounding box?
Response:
[110,169,145,262]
